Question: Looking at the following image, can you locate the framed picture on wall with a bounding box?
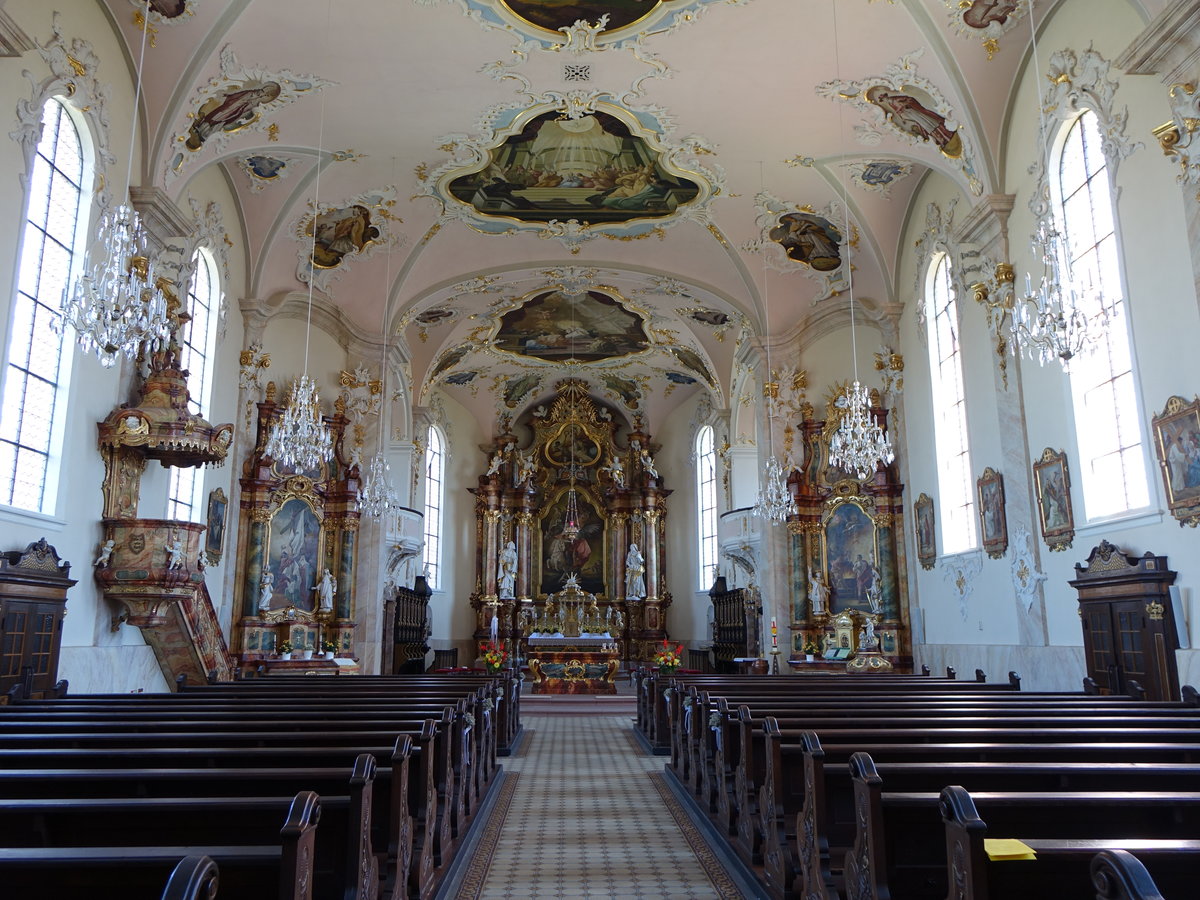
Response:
[1032,447,1074,552]
[1151,395,1200,527]
[976,467,1008,559]
[205,487,227,564]
[914,492,935,570]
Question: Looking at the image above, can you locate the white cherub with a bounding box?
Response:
[166,539,185,570]
[94,539,115,568]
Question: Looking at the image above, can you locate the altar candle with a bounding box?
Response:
[770,617,777,636]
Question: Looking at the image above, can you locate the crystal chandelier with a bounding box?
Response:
[58,0,168,367]
[1010,220,1105,370]
[753,453,795,523]
[357,450,397,516]
[829,379,894,480]
[825,14,895,483]
[266,24,334,471]
[1007,3,1105,371]
[265,375,333,470]
[357,158,400,517]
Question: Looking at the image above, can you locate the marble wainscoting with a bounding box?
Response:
[59,644,169,694]
[914,643,1086,692]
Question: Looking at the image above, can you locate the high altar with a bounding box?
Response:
[469,379,671,670]
[524,577,621,693]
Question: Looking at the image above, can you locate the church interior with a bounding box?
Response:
[2,0,1200,896]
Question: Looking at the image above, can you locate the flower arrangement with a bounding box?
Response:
[277,640,293,656]
[322,639,338,654]
[480,641,508,674]
[802,638,819,656]
[654,638,684,673]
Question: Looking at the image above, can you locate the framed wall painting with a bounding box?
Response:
[1151,395,1200,527]
[205,487,227,563]
[914,492,936,570]
[1032,447,1074,552]
[976,467,1008,559]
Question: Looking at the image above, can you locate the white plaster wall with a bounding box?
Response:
[423,388,485,663]
[659,391,707,644]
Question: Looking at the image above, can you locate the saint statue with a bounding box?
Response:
[258,570,274,614]
[497,540,517,600]
[625,543,646,600]
[316,568,337,613]
[808,569,829,616]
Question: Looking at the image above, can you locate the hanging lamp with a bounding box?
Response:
[826,0,895,481]
[357,161,399,516]
[265,1,334,470]
[752,164,797,524]
[1008,2,1108,370]
[58,0,170,367]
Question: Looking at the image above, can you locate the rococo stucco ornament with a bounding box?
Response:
[943,0,1029,60]
[817,49,983,197]
[294,185,401,292]
[1156,82,1200,189]
[743,192,853,302]
[1009,523,1047,611]
[939,550,982,622]
[911,198,961,334]
[166,45,334,182]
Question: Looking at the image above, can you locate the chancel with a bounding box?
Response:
[1,1,1200,897]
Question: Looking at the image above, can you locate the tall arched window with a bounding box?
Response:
[0,98,88,513]
[1055,110,1149,518]
[695,425,718,590]
[926,253,977,553]
[422,425,445,590]
[167,249,221,521]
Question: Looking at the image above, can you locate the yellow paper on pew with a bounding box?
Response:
[984,839,1037,861]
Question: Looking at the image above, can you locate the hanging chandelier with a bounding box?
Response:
[58,0,169,367]
[357,158,399,517]
[829,379,894,480]
[825,1,894,482]
[265,375,333,470]
[1007,2,1105,371]
[1010,219,1106,370]
[753,453,795,523]
[266,2,335,470]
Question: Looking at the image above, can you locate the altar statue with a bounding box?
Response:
[316,568,337,612]
[258,570,274,614]
[625,543,646,600]
[808,569,829,616]
[497,540,517,600]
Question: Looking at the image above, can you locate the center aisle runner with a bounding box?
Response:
[455,714,742,899]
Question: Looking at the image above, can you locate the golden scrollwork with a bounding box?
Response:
[1146,600,1165,621]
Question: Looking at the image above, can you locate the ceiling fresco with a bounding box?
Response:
[495,289,650,363]
[92,0,1155,435]
[425,98,718,248]
[433,0,743,48]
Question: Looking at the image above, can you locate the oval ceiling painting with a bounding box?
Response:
[447,110,701,228]
[502,0,668,32]
[495,289,649,363]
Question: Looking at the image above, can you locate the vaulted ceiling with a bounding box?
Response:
[103,0,1164,433]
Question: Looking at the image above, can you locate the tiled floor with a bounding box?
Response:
[457,714,741,899]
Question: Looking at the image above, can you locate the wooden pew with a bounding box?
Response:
[843,755,1200,900]
[940,792,1200,900]
[0,790,320,900]
[161,855,220,900]
[0,756,378,900]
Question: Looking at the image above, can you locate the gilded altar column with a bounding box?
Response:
[482,508,502,601]
[610,512,629,600]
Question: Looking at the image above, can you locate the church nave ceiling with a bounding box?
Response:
[94,0,1163,428]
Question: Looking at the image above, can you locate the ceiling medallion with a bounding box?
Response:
[293,185,401,292]
[419,97,720,251]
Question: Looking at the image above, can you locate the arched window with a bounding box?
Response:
[0,98,88,513]
[695,425,718,590]
[1055,110,1149,518]
[926,253,977,553]
[167,250,221,521]
[422,425,445,590]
